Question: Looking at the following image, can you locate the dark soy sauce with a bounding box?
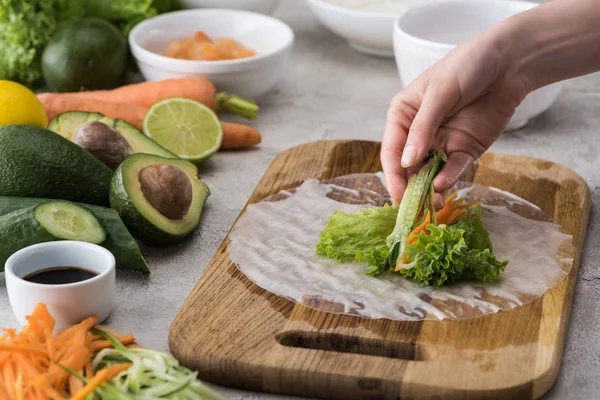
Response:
[23,266,98,285]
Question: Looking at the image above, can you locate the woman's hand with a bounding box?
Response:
[382,0,600,205]
[382,32,531,205]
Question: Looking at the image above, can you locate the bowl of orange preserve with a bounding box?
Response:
[129,9,294,98]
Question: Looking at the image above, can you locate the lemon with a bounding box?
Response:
[0,80,48,128]
[143,97,223,163]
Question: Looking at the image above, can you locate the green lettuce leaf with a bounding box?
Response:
[399,204,507,286]
[316,204,397,275]
[83,0,170,34]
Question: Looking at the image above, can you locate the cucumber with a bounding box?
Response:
[0,197,149,274]
[0,201,106,270]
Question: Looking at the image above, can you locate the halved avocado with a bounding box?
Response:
[48,111,178,158]
[48,111,113,141]
[109,154,210,245]
[113,119,177,159]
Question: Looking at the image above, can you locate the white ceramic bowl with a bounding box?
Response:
[5,241,116,331]
[394,0,563,130]
[305,0,397,57]
[176,0,281,15]
[129,9,294,98]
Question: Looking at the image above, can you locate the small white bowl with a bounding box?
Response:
[305,0,397,57]
[176,0,281,15]
[394,0,563,130]
[5,241,116,331]
[129,9,294,98]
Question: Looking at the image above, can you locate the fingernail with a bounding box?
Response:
[401,146,417,168]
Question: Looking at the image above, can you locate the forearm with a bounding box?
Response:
[496,0,600,90]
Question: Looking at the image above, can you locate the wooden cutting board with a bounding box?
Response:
[169,140,590,400]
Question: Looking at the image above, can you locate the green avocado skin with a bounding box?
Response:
[109,156,210,246]
[0,125,112,206]
[42,18,128,92]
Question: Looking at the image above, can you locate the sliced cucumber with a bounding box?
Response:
[34,201,106,244]
[0,201,106,269]
[0,197,149,274]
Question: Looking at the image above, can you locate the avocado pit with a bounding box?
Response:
[138,164,193,220]
[73,121,133,170]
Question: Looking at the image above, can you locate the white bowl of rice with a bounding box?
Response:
[305,0,440,57]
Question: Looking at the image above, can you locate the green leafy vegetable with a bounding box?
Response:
[82,0,171,35]
[316,149,508,287]
[400,205,507,286]
[386,150,446,268]
[316,204,397,275]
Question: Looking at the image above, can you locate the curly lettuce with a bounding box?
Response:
[316,202,507,287]
[400,205,507,286]
[316,204,397,275]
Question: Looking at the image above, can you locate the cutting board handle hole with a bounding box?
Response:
[276,331,435,361]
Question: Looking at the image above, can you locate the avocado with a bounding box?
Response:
[42,18,128,92]
[114,119,177,159]
[48,112,177,160]
[48,111,114,141]
[110,154,210,245]
[0,125,112,206]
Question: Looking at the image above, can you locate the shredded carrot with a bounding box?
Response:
[407,192,480,244]
[70,363,132,400]
[0,304,135,400]
[90,334,135,351]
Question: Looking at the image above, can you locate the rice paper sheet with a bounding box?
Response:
[228,173,574,321]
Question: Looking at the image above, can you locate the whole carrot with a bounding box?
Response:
[38,77,259,119]
[37,94,261,150]
[37,93,147,129]
[220,122,261,149]
[43,77,217,110]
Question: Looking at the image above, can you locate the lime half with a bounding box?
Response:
[143,97,223,163]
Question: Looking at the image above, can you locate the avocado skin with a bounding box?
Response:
[109,154,210,246]
[0,125,112,206]
[42,18,128,92]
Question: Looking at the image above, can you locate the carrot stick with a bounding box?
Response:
[37,93,147,129]
[84,362,93,380]
[221,122,261,149]
[40,77,218,110]
[90,335,135,351]
[70,363,132,400]
[0,344,48,355]
[407,193,476,244]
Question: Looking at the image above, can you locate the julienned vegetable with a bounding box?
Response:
[316,150,508,287]
[386,150,446,268]
[0,303,225,400]
[90,329,226,399]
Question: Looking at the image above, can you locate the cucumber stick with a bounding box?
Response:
[0,197,149,274]
[386,150,446,268]
[0,201,106,270]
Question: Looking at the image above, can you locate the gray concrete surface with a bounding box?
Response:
[1,1,599,399]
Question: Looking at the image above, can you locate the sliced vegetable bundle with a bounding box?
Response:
[317,150,507,287]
